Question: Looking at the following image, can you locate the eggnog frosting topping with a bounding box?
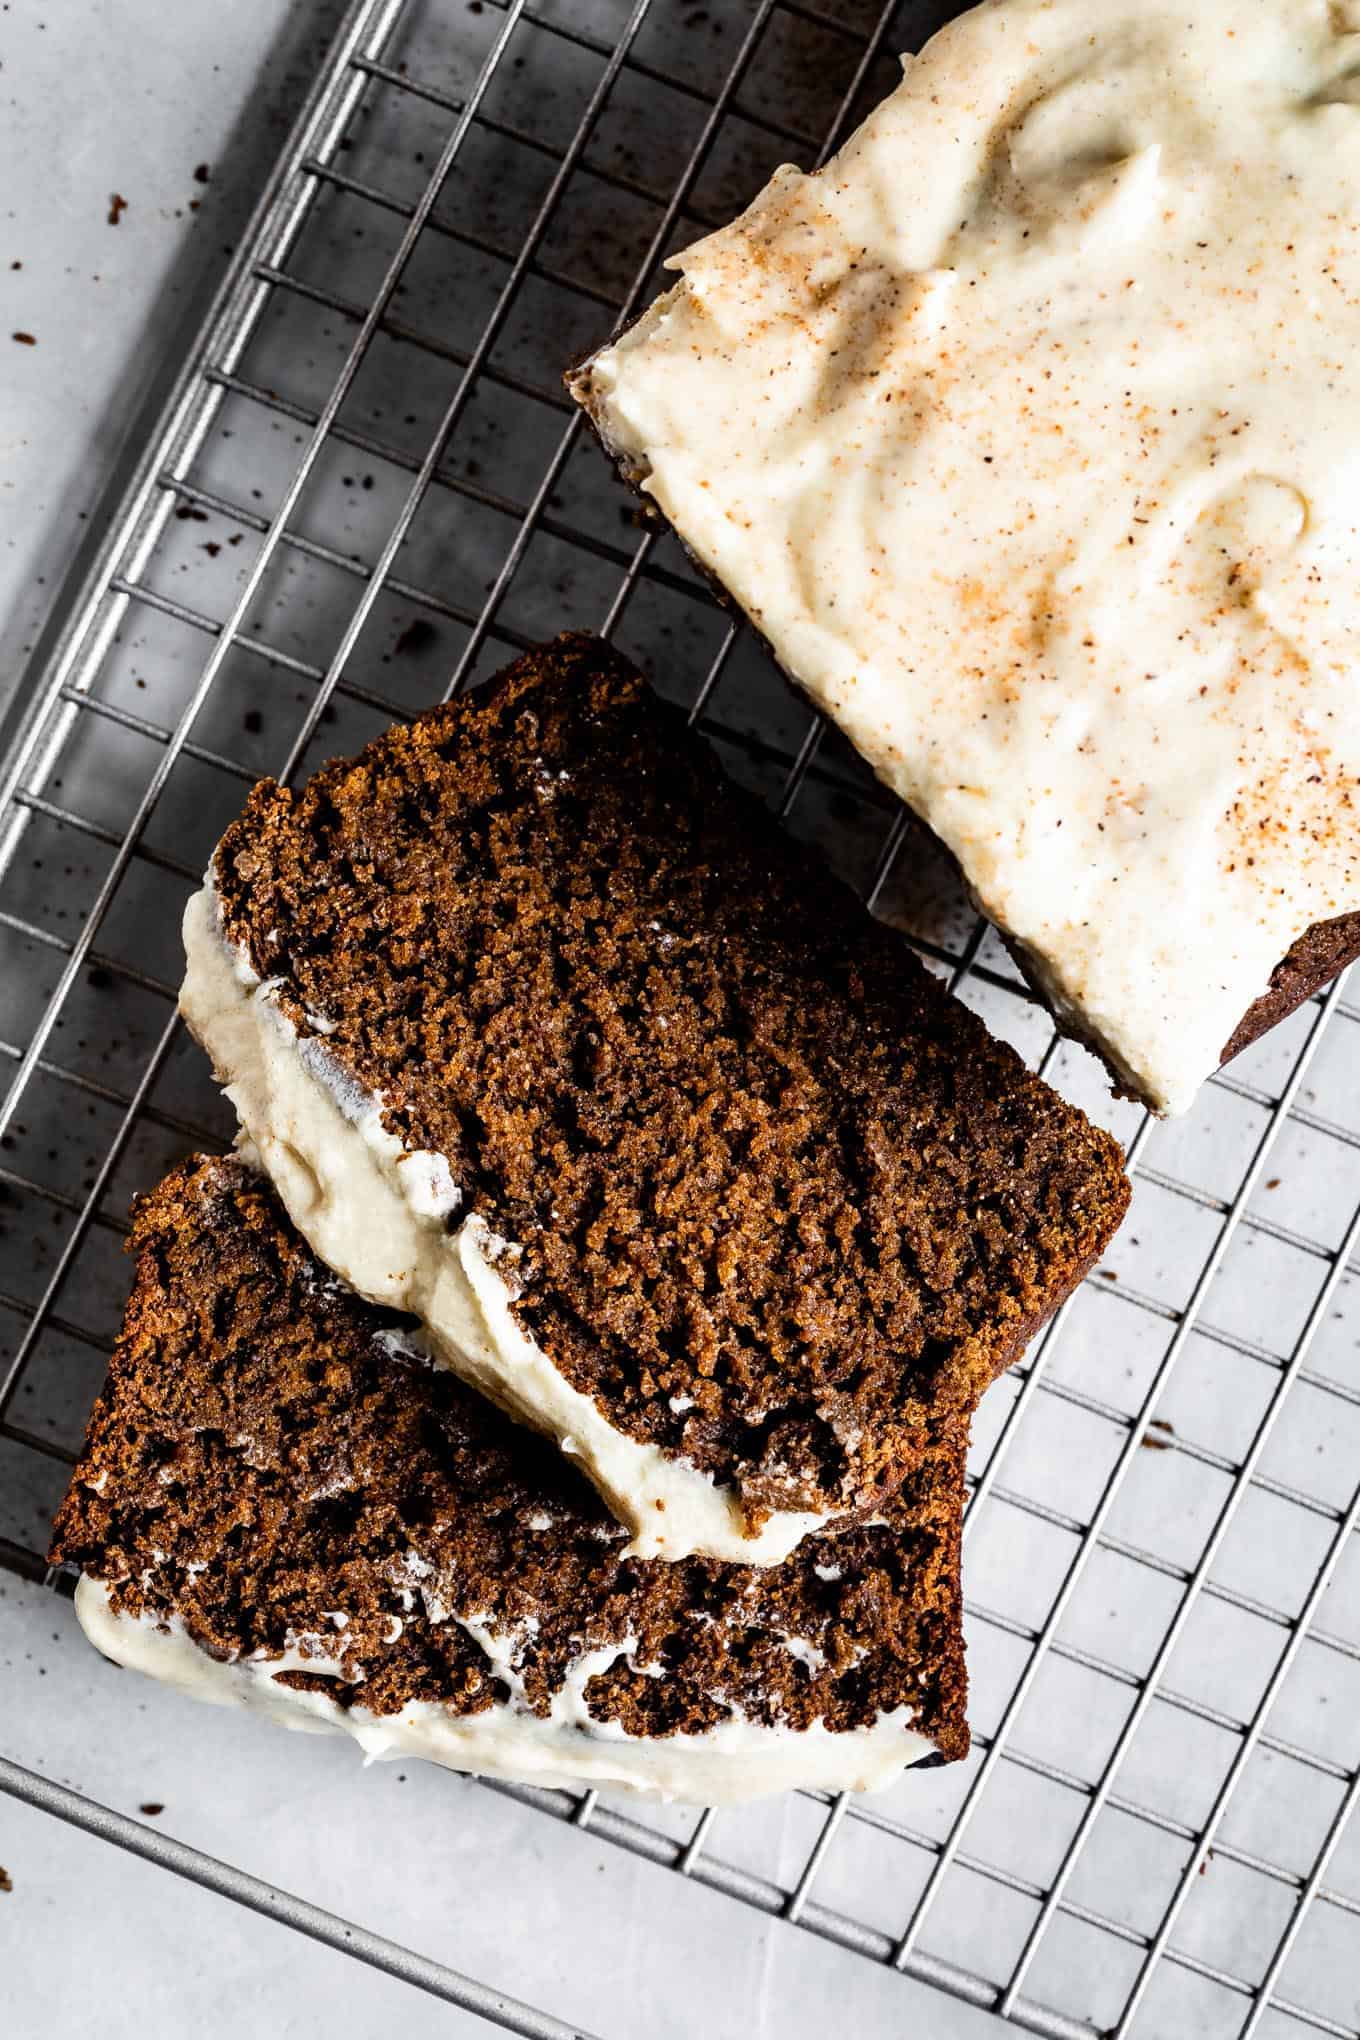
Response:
[576,0,1360,1114]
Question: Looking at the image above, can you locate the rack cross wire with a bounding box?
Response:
[3,4,1360,2036]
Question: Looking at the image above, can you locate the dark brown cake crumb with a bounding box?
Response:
[51,1157,970,1759]
[208,634,1129,1532]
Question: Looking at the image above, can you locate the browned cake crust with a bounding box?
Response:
[569,379,1358,1098]
[50,1156,970,1758]
[1220,912,1360,1067]
[209,633,1128,1531]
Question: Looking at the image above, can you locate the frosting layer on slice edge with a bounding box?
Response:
[76,1578,936,1804]
[179,879,830,1566]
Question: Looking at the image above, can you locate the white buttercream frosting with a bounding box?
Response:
[575,0,1360,1115]
[180,881,828,1564]
[74,1578,936,1805]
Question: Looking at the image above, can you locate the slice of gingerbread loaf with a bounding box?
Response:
[51,1155,970,1802]
[180,632,1128,1563]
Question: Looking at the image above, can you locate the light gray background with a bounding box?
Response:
[4,4,1356,2036]
[1,0,349,705]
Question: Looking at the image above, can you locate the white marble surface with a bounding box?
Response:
[0,8,993,2034]
[0,0,347,710]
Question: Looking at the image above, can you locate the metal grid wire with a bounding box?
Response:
[3,2,1360,2034]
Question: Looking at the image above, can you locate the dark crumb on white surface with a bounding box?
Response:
[107,193,128,227]
[1141,1419,1176,1453]
[138,1802,164,1817]
[0,1866,12,1893]
[392,616,438,657]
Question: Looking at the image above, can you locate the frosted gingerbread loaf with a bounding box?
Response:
[570,0,1360,1116]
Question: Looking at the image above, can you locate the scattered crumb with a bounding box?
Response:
[0,1867,11,1893]
[138,1802,164,1818]
[1141,1417,1176,1452]
[194,163,211,185]
[12,332,36,346]
[202,541,221,558]
[108,193,128,227]
[1098,1268,1119,1281]
[243,710,264,735]
[393,618,438,657]
[1265,1178,1281,1191]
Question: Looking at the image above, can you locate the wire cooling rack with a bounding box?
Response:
[3,2,1360,2035]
